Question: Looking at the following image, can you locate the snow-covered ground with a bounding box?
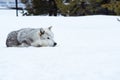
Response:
[0,10,120,80]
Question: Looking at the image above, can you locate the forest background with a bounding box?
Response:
[21,0,120,16]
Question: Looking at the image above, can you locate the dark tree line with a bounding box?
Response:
[21,0,120,16]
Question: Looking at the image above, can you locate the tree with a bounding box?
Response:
[31,0,50,15]
[21,0,120,16]
[102,1,120,15]
[55,0,91,16]
[21,0,58,16]
[49,0,58,16]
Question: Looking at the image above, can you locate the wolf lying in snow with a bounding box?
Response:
[6,26,57,47]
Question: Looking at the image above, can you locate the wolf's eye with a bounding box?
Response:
[47,37,50,39]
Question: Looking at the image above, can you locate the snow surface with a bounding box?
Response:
[0,10,120,80]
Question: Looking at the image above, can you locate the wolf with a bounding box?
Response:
[6,26,57,47]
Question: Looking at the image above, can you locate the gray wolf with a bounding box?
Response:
[6,26,57,47]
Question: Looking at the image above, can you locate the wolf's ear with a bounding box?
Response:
[40,28,45,35]
[48,26,52,30]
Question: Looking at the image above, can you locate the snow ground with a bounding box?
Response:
[0,10,120,80]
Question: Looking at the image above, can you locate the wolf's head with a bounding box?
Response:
[38,26,57,47]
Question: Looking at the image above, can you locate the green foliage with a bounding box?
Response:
[89,0,102,4]
[31,0,49,15]
[55,0,90,16]
[55,0,77,16]
[21,0,120,16]
[102,1,120,15]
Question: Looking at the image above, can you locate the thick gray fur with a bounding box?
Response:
[6,30,20,47]
[6,28,38,47]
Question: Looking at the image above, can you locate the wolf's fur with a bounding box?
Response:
[117,18,120,22]
[6,27,57,47]
[6,30,20,47]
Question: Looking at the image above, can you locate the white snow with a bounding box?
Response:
[0,10,120,80]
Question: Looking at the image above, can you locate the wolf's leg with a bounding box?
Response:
[20,38,33,47]
[19,43,30,47]
[30,40,42,47]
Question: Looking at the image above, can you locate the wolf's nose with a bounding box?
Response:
[53,42,57,46]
